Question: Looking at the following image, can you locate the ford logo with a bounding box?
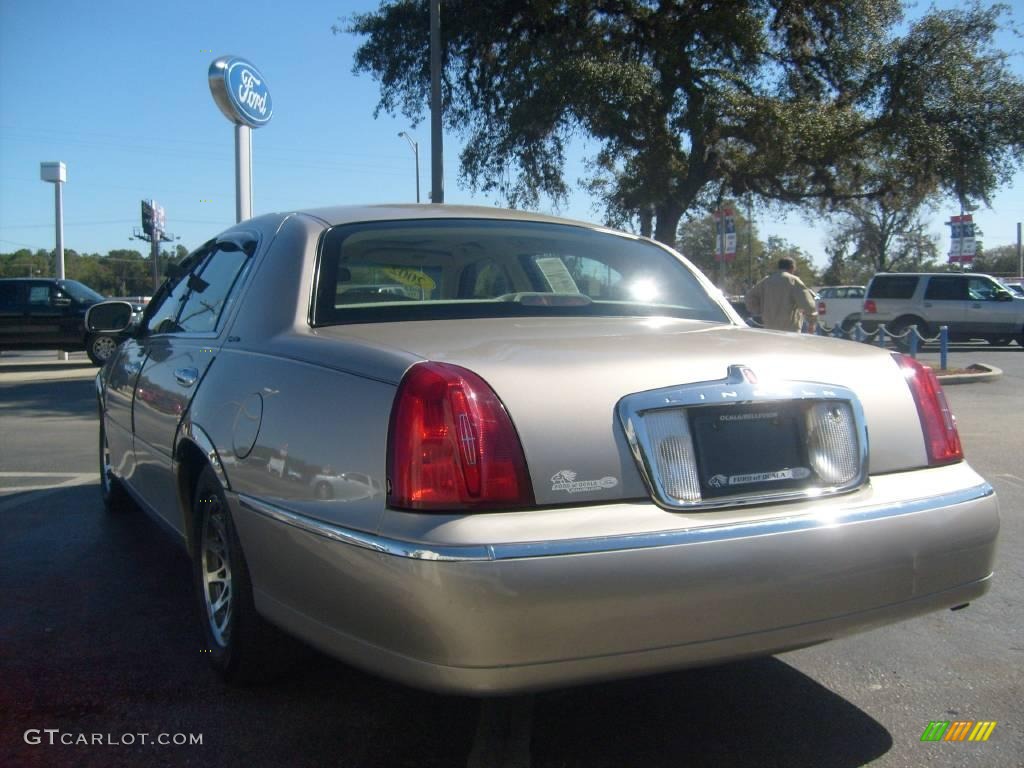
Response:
[208,56,273,129]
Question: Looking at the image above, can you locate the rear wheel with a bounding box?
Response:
[986,336,1012,346]
[192,465,287,683]
[888,317,927,352]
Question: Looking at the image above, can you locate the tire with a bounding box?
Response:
[99,414,131,512]
[888,317,926,352]
[192,465,286,683]
[86,333,119,365]
[314,480,334,500]
[986,337,1012,346]
[840,315,859,335]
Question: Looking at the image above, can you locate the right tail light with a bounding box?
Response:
[863,299,878,314]
[893,354,963,465]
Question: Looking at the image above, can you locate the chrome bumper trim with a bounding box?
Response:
[238,482,994,564]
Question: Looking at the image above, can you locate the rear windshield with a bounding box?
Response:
[867,275,919,299]
[312,219,728,326]
[60,280,105,304]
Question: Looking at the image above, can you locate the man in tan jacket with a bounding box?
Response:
[745,258,818,332]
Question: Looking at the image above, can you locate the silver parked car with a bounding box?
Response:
[87,205,999,694]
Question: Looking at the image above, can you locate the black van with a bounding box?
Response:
[0,278,128,364]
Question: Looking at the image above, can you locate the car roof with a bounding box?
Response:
[285,204,617,232]
[870,272,996,278]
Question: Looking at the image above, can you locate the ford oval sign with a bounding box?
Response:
[209,56,273,129]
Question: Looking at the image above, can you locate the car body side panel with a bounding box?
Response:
[187,348,396,536]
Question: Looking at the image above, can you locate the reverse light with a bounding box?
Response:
[893,354,963,465]
[387,362,535,511]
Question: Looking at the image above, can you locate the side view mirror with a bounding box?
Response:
[996,291,1013,302]
[86,300,135,333]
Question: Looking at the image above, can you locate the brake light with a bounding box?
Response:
[864,299,877,314]
[893,354,963,465]
[388,362,534,511]
[817,300,827,315]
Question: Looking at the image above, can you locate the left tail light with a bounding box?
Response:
[387,362,535,511]
[893,354,963,465]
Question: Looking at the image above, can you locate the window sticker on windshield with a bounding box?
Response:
[534,257,580,293]
[382,267,436,292]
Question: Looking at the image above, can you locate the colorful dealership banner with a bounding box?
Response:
[714,208,736,262]
[947,214,975,265]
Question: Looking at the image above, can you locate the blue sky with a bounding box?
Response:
[1,0,1021,269]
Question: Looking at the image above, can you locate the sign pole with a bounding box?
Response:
[1017,222,1022,278]
[209,56,272,223]
[235,124,252,223]
[430,0,444,204]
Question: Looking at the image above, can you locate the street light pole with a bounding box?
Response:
[398,132,420,203]
[40,161,68,361]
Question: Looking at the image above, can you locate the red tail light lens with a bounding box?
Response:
[863,299,877,314]
[388,362,535,511]
[817,300,827,315]
[893,354,963,465]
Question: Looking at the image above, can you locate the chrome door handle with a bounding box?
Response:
[174,367,199,387]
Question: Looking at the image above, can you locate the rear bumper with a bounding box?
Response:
[232,463,998,695]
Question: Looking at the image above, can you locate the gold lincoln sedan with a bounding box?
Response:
[86,205,999,694]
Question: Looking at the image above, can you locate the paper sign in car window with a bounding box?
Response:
[383,267,436,293]
[534,257,580,293]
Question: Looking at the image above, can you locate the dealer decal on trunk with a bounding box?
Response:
[551,470,619,494]
[708,467,811,488]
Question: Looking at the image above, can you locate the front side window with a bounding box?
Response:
[28,284,51,305]
[176,247,249,333]
[144,250,208,335]
[966,277,1004,302]
[313,220,727,326]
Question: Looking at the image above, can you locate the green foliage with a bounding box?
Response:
[0,244,190,297]
[346,0,1023,249]
[823,196,941,280]
[676,203,817,294]
[974,244,1023,277]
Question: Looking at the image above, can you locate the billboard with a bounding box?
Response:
[947,214,975,265]
[141,200,165,238]
[714,208,736,262]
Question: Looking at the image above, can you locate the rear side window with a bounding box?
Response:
[867,276,918,299]
[0,282,20,310]
[924,276,966,301]
[313,219,727,326]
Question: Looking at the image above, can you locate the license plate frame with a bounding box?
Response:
[690,402,812,499]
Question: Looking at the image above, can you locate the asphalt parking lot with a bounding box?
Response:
[1,345,1021,767]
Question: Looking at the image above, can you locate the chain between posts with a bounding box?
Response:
[746,317,951,368]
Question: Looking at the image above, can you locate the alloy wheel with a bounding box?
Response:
[201,501,234,648]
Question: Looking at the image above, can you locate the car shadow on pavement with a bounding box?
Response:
[530,659,891,767]
[2,483,890,768]
[0,378,96,419]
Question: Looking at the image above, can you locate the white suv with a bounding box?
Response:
[862,272,1023,347]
